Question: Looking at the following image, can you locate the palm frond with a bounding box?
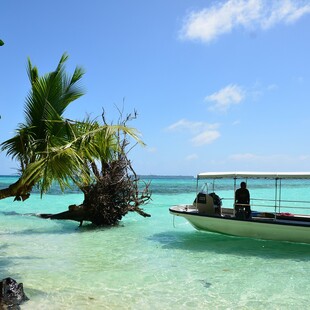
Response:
[2,52,146,199]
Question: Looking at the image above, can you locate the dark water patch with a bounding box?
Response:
[148,230,310,261]
[22,287,47,300]
[0,211,37,217]
[0,224,78,236]
[0,244,41,278]
[3,256,42,261]
[198,280,212,289]
[76,222,124,233]
[0,220,126,236]
[0,244,11,273]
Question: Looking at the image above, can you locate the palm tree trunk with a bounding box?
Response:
[0,179,32,201]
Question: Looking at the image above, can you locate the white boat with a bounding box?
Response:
[169,172,310,243]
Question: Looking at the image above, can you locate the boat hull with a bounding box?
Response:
[170,206,310,244]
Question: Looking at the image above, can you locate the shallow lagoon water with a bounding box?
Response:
[0,176,310,309]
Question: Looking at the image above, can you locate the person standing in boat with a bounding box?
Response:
[235,181,251,219]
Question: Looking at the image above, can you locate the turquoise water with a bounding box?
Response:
[0,176,310,309]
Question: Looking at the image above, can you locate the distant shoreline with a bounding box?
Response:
[0,174,195,179]
[0,175,19,177]
[139,175,195,179]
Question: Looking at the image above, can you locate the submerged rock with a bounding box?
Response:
[0,278,29,309]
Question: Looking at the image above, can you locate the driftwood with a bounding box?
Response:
[39,110,152,227]
[40,204,151,227]
[40,205,92,226]
[39,138,152,226]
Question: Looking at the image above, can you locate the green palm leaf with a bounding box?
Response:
[1,53,145,199]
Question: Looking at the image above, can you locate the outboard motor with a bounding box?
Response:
[194,192,215,215]
[194,192,222,215]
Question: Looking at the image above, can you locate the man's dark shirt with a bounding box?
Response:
[235,188,250,204]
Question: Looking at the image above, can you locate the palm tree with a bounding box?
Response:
[0,54,83,198]
[0,53,85,199]
[0,54,151,225]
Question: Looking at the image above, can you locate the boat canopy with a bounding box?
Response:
[197,172,310,180]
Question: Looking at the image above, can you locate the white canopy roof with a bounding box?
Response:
[197,172,310,180]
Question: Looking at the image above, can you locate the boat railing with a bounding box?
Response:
[221,197,310,214]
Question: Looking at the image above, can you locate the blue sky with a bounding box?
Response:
[1,0,310,176]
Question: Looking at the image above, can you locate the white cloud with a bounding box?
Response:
[166,119,219,133]
[167,119,207,133]
[208,153,310,171]
[191,130,220,146]
[180,0,310,43]
[166,119,220,146]
[266,83,278,91]
[206,84,245,112]
[146,146,157,153]
[228,153,310,165]
[261,0,310,28]
[229,153,258,161]
[293,76,305,84]
[186,153,199,161]
[298,155,310,161]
